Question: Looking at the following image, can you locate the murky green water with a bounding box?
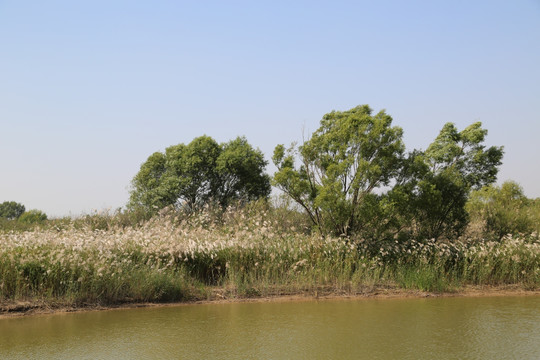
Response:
[1,296,540,359]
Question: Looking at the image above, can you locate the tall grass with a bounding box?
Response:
[1,205,539,308]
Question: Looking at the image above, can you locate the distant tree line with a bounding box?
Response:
[0,201,47,224]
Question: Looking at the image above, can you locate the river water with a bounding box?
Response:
[1,296,540,359]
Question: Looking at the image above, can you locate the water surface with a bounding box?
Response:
[1,296,540,359]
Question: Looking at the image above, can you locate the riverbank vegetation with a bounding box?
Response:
[1,201,539,310]
[1,104,539,311]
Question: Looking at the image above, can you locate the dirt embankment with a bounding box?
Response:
[2,284,539,318]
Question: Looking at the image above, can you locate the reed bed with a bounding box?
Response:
[1,207,539,307]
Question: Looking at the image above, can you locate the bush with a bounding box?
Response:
[18,210,48,224]
[467,181,535,240]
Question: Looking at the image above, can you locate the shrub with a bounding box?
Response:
[467,181,535,240]
[18,210,48,224]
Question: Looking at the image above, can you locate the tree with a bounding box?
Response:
[272,105,404,235]
[424,122,503,189]
[129,135,271,213]
[0,201,25,220]
[215,137,273,207]
[390,122,504,240]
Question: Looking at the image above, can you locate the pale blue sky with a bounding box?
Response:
[1,1,539,216]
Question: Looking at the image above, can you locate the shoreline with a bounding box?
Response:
[2,284,539,319]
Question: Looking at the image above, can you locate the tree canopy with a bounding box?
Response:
[273,105,404,235]
[390,122,504,240]
[273,105,504,241]
[129,135,271,213]
[0,201,25,220]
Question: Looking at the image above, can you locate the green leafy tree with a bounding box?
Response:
[467,181,533,239]
[0,201,26,220]
[424,122,503,188]
[129,135,271,213]
[273,105,404,236]
[390,122,504,240]
[215,137,273,206]
[18,209,47,224]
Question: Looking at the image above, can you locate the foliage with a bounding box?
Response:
[272,105,404,236]
[273,106,503,241]
[18,209,48,224]
[1,206,539,308]
[129,135,271,213]
[467,181,536,239]
[0,201,25,220]
[389,122,504,240]
[424,122,503,189]
[215,137,272,207]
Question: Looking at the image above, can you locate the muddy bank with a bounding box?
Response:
[2,284,539,318]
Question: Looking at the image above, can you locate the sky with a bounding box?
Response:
[1,1,539,217]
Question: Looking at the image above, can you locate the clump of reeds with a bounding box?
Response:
[1,205,539,308]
